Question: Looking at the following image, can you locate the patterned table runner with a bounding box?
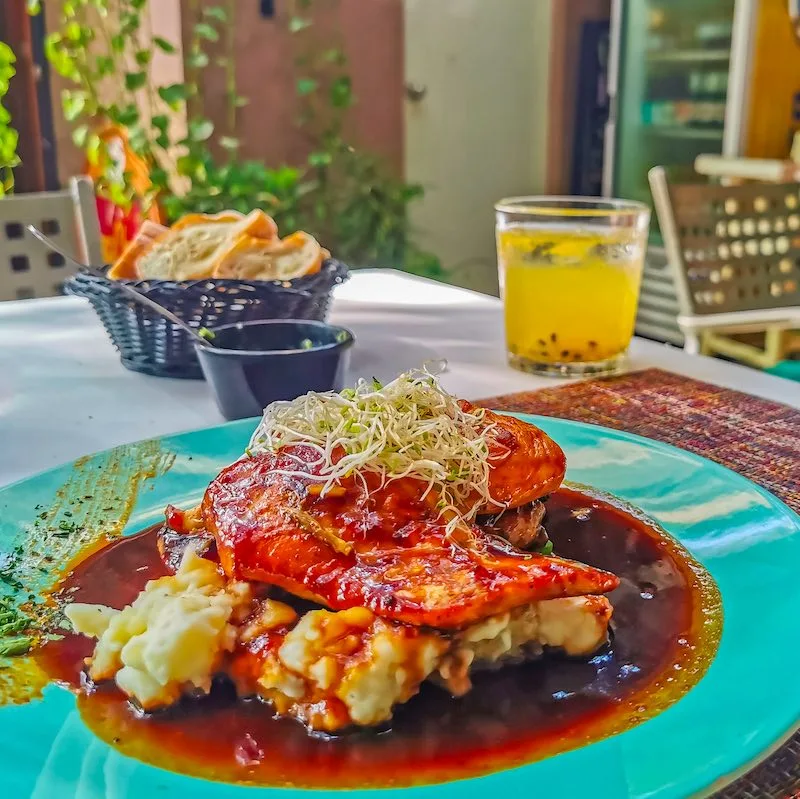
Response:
[480,368,800,798]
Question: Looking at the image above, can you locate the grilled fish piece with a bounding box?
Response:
[202,446,618,629]
[471,405,566,510]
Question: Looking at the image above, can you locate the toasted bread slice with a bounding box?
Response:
[108,221,169,280]
[212,231,326,281]
[170,210,277,242]
[136,210,279,281]
[170,211,243,230]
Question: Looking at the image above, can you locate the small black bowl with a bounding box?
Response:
[195,320,355,420]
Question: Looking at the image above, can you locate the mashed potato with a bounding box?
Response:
[65,549,252,710]
[65,550,611,729]
[253,607,448,730]
[438,595,613,695]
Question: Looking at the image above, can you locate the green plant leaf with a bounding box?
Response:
[135,49,151,66]
[296,78,318,96]
[322,47,347,65]
[127,124,149,154]
[125,71,147,90]
[0,42,15,64]
[151,114,169,132]
[289,16,312,33]
[110,33,125,53]
[308,151,332,168]
[234,95,249,107]
[330,76,353,109]
[95,54,115,76]
[153,36,177,53]
[203,6,228,22]
[194,22,219,42]
[108,181,132,209]
[114,103,140,127]
[158,83,188,108]
[62,90,87,122]
[187,50,209,69]
[65,21,82,42]
[219,136,240,151]
[188,118,214,142]
[26,0,42,14]
[149,165,168,187]
[86,133,103,166]
[71,124,89,148]
[176,155,196,177]
[120,11,141,35]
[44,35,75,79]
[130,0,147,9]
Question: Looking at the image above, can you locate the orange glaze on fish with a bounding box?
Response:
[463,402,567,510]
[202,445,617,629]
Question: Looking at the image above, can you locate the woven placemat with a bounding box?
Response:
[480,368,800,799]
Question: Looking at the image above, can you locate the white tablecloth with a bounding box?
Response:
[1,270,796,487]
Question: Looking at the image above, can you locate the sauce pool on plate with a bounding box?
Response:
[38,487,721,789]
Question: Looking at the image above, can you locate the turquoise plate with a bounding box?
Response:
[2,415,799,799]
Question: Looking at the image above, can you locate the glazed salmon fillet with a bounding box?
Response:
[202,446,618,629]
[462,403,566,510]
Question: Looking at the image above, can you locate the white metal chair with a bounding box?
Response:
[648,166,800,368]
[0,177,102,302]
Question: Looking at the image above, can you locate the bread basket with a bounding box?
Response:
[63,259,349,379]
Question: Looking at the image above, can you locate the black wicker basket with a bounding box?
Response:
[64,259,349,379]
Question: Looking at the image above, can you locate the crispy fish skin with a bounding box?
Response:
[202,448,619,630]
[461,403,567,511]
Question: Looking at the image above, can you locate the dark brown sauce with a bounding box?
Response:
[38,487,721,789]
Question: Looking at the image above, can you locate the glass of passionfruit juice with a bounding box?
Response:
[495,197,650,377]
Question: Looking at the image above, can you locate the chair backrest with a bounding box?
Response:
[648,166,800,317]
[0,177,102,302]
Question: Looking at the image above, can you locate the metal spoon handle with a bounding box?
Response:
[27,225,212,348]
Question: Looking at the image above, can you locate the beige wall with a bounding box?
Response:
[404,0,554,294]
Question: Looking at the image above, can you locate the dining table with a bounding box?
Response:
[0,268,796,489]
[2,267,800,799]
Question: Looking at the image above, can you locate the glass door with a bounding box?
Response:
[612,0,735,229]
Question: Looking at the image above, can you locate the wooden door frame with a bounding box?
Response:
[546,0,611,195]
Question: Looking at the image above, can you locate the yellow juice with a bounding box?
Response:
[497,225,644,368]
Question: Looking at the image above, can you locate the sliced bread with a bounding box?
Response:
[107,220,169,280]
[134,210,278,281]
[212,231,327,281]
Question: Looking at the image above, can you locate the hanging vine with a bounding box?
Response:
[35,0,443,277]
[0,41,20,196]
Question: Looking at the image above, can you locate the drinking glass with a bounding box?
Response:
[495,197,650,377]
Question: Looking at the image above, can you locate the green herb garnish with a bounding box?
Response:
[57,520,80,535]
[0,572,23,591]
[0,636,32,657]
[0,617,28,636]
[198,327,216,341]
[299,338,314,350]
[0,595,32,658]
